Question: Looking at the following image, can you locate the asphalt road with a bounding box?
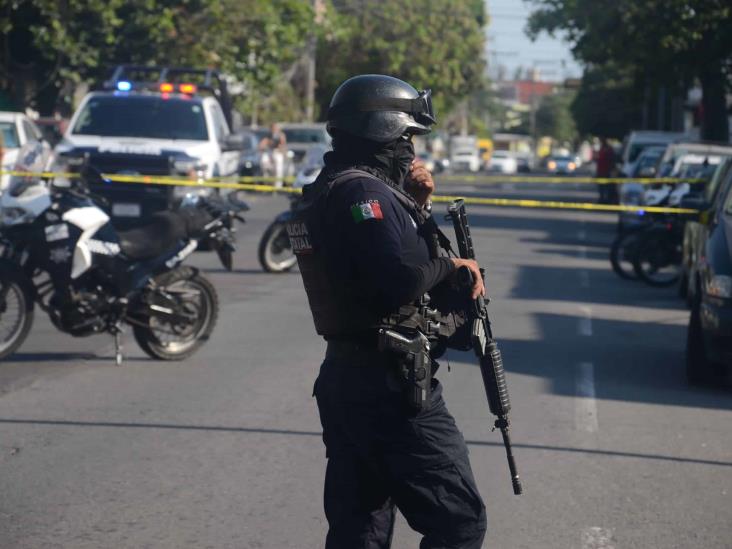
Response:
[0,181,730,549]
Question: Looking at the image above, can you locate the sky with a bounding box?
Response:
[485,0,583,81]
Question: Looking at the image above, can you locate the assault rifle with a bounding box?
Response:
[445,199,523,495]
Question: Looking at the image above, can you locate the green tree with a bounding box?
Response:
[570,63,644,139]
[316,0,487,122]
[535,91,577,143]
[527,0,732,141]
[0,0,313,118]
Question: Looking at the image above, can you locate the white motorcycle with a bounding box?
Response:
[0,167,245,364]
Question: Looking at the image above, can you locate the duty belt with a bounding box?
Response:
[325,337,386,361]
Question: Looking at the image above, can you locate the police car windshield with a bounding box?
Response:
[72,95,209,141]
[0,122,20,148]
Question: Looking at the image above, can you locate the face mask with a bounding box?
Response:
[331,132,415,185]
[385,139,415,185]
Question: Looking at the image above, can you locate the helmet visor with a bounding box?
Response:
[413,89,436,126]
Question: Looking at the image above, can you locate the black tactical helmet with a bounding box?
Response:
[326,74,436,143]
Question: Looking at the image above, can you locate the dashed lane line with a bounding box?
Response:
[575,362,599,433]
[578,306,593,336]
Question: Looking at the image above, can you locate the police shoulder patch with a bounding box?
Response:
[350,200,384,223]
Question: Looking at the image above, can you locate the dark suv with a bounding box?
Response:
[684,165,732,383]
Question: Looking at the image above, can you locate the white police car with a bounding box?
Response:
[50,66,241,226]
[1,112,53,192]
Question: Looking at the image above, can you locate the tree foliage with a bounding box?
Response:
[535,91,577,144]
[0,0,487,124]
[0,0,313,118]
[527,0,732,141]
[316,0,487,122]
[570,63,643,139]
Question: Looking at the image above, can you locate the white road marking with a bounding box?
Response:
[582,527,615,549]
[578,245,588,259]
[578,306,593,336]
[579,270,590,288]
[575,362,599,433]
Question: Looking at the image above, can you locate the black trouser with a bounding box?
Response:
[314,342,487,548]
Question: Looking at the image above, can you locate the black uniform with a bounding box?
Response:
[310,155,487,548]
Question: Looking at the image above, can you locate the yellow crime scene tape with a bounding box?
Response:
[439,174,704,185]
[0,170,699,215]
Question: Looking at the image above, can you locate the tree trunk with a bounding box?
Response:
[699,63,729,142]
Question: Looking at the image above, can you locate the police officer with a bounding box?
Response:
[291,74,487,548]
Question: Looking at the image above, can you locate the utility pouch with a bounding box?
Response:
[377,328,432,412]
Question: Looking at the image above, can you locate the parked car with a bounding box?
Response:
[1,112,53,192]
[680,157,732,304]
[618,144,732,232]
[683,164,732,383]
[619,130,686,177]
[486,150,518,174]
[545,155,577,174]
[631,146,666,178]
[279,123,330,167]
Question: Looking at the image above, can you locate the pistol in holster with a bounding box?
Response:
[377,328,432,412]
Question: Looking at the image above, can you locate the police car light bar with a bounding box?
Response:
[104,65,234,127]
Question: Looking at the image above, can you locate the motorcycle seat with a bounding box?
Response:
[117,212,189,260]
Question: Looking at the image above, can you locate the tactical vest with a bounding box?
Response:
[287,168,455,339]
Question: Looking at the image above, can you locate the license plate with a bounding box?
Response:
[45,223,69,242]
[112,203,141,217]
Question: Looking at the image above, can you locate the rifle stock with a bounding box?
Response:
[447,200,523,496]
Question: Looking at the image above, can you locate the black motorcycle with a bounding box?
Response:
[0,167,246,364]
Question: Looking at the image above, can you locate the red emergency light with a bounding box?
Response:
[179,83,197,94]
[159,82,174,93]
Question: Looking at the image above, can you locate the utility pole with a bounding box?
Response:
[305,0,324,122]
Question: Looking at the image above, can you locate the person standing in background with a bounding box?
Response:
[596,137,616,203]
[258,123,288,187]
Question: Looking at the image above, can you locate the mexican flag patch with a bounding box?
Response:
[351,200,384,223]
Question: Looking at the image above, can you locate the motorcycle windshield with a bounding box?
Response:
[6,174,46,198]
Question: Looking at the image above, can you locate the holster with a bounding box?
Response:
[377,328,433,412]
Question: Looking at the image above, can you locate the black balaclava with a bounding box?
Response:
[327,131,415,186]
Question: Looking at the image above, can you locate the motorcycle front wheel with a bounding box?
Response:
[0,267,34,360]
[132,267,218,361]
[609,230,642,280]
[258,221,297,273]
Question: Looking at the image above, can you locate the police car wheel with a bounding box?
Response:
[258,221,297,273]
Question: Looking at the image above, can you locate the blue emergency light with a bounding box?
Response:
[116,81,132,91]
